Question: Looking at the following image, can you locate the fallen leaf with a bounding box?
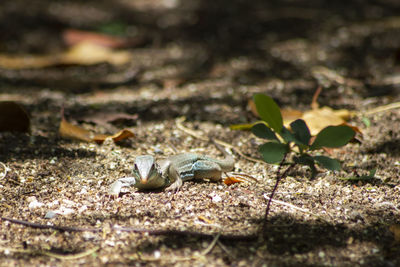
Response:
[223,176,244,185]
[59,118,134,144]
[0,54,59,69]
[62,42,131,66]
[0,42,131,69]
[300,106,353,135]
[223,173,258,185]
[281,108,304,125]
[59,118,93,142]
[92,129,135,144]
[0,101,30,132]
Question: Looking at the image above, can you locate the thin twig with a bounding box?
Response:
[311,86,322,109]
[0,246,100,260]
[363,101,400,115]
[176,117,265,164]
[217,240,232,257]
[263,195,311,213]
[263,194,327,222]
[1,217,101,232]
[200,234,220,256]
[42,246,100,260]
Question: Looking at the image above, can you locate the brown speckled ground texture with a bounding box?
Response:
[1,0,400,266]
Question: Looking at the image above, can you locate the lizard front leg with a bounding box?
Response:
[108,177,136,196]
[165,166,184,192]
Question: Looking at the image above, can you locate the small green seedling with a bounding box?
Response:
[252,93,356,177]
[252,93,356,236]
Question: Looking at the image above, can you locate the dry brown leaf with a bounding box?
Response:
[283,86,355,135]
[62,42,131,66]
[59,118,93,142]
[92,129,135,144]
[59,118,134,144]
[0,42,131,70]
[0,54,59,69]
[0,101,30,133]
[248,99,258,117]
[300,106,353,135]
[281,108,304,125]
[223,176,245,185]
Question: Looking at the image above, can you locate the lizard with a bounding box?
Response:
[108,152,235,196]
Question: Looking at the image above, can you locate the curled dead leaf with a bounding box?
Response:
[224,173,258,185]
[59,118,93,142]
[62,42,131,66]
[0,101,30,133]
[300,106,354,135]
[92,129,135,144]
[223,176,244,185]
[281,108,304,125]
[59,118,134,144]
[0,42,131,70]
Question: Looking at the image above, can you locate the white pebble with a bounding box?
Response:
[212,194,222,203]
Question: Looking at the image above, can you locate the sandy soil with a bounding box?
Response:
[1,0,400,266]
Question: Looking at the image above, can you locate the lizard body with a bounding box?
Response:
[109,153,234,195]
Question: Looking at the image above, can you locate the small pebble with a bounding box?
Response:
[44,211,57,219]
[212,194,222,203]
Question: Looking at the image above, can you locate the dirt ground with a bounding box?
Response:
[1,0,400,266]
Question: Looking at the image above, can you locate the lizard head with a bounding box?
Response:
[132,155,160,185]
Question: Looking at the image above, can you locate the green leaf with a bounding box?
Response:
[290,119,311,145]
[310,125,355,150]
[253,94,283,133]
[259,142,289,163]
[294,154,317,178]
[280,127,296,143]
[314,155,341,171]
[294,154,315,166]
[251,123,279,141]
